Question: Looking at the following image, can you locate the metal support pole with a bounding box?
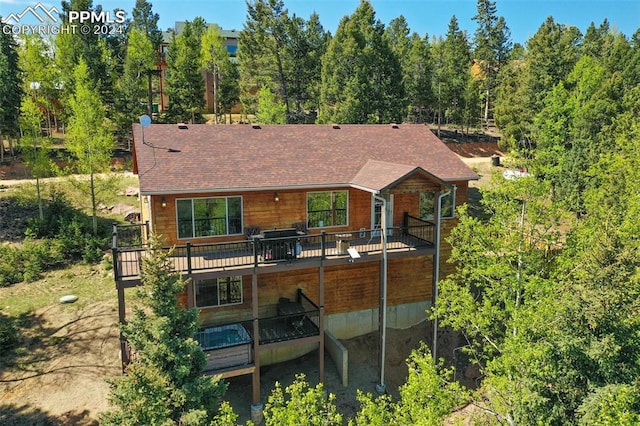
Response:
[432,187,453,362]
[374,194,388,394]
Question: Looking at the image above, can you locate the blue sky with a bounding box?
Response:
[2,0,639,44]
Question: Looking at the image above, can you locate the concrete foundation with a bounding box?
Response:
[324,330,348,387]
[325,300,431,339]
[257,301,431,373]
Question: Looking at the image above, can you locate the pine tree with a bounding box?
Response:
[56,0,117,119]
[201,24,233,123]
[117,27,156,128]
[131,0,163,117]
[0,22,23,161]
[405,33,434,123]
[238,0,290,118]
[441,15,472,127]
[525,16,581,112]
[281,13,327,122]
[319,0,404,124]
[102,241,227,425]
[472,0,512,124]
[165,20,206,123]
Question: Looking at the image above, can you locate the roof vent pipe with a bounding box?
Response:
[332,124,340,129]
[390,123,399,129]
[177,123,188,129]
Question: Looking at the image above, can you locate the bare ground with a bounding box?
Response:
[0,300,121,425]
[0,300,466,425]
[225,321,469,424]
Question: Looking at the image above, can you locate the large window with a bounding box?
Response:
[195,276,243,308]
[177,196,242,239]
[307,190,348,228]
[419,191,455,220]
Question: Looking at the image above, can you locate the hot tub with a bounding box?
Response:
[195,323,253,371]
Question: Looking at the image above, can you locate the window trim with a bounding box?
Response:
[176,195,243,240]
[194,276,243,309]
[306,190,349,229]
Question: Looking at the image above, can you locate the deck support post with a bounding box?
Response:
[186,243,193,309]
[318,261,325,384]
[251,266,260,404]
[117,284,129,371]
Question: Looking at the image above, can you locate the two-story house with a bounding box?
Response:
[112,123,477,404]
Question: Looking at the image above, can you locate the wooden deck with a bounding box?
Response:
[199,295,321,375]
[114,224,436,286]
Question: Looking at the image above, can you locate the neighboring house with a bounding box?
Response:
[112,123,478,404]
[156,22,239,114]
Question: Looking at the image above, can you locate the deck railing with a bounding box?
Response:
[112,214,436,280]
[194,291,320,366]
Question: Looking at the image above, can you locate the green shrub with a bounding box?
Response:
[55,216,87,259]
[0,246,22,287]
[0,313,19,351]
[4,194,111,286]
[83,236,108,263]
[25,191,78,239]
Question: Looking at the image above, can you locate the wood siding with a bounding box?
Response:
[150,176,465,248]
[152,187,376,247]
[194,254,434,326]
[166,178,469,326]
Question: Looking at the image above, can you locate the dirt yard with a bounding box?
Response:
[224,321,469,423]
[0,300,122,425]
[0,299,465,425]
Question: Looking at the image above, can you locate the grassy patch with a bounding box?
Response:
[0,262,116,317]
[0,171,140,314]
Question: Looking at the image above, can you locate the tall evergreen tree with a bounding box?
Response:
[404,33,434,123]
[165,20,206,123]
[101,241,227,425]
[131,0,163,48]
[525,16,581,113]
[218,61,240,123]
[281,13,327,122]
[472,0,511,123]
[56,0,117,118]
[238,0,291,118]
[319,0,404,124]
[117,27,156,128]
[0,22,23,161]
[441,15,471,127]
[384,16,412,120]
[130,0,164,117]
[494,45,534,151]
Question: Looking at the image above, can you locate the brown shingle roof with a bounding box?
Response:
[133,124,478,195]
[350,160,438,192]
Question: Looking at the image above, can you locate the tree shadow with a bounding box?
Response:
[0,305,119,381]
[0,403,97,426]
